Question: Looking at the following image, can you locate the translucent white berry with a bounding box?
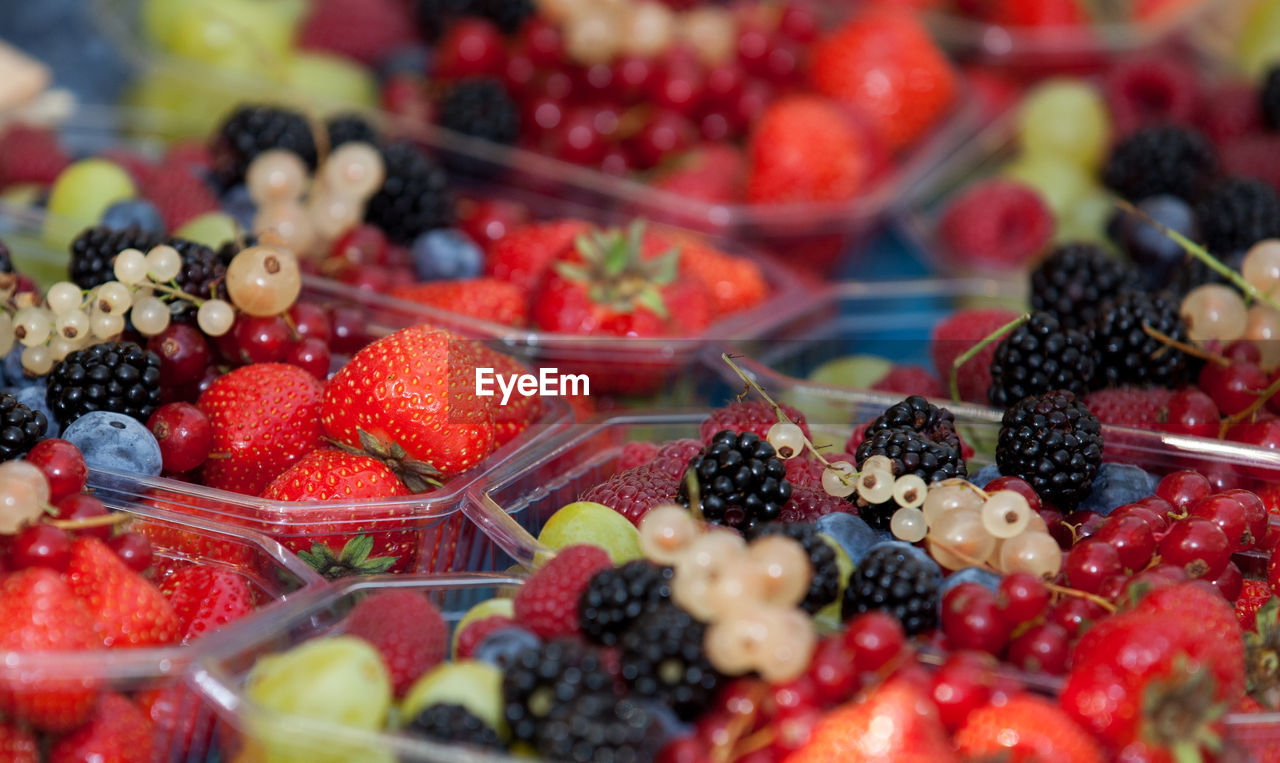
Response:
[927,509,995,571]
[226,245,302,317]
[95,282,133,315]
[821,461,856,498]
[862,455,893,474]
[197,299,236,336]
[892,475,928,509]
[1243,239,1280,297]
[45,282,83,316]
[921,482,984,527]
[998,530,1063,579]
[981,491,1032,539]
[90,310,124,339]
[638,504,700,565]
[113,248,149,285]
[307,188,361,241]
[55,310,89,342]
[0,313,15,356]
[247,148,309,205]
[13,306,51,347]
[145,245,183,283]
[855,470,893,504]
[321,142,385,201]
[48,336,78,361]
[20,345,51,375]
[747,534,811,608]
[1180,284,1247,343]
[766,421,804,459]
[131,297,171,337]
[891,507,928,543]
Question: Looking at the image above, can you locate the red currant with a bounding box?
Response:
[658,737,709,763]
[520,18,563,68]
[547,106,608,165]
[147,323,212,388]
[778,1,820,43]
[329,225,388,268]
[435,19,507,80]
[843,612,905,673]
[1158,517,1231,578]
[941,583,1009,655]
[1189,493,1250,551]
[1208,560,1243,601]
[1162,389,1220,438]
[233,315,290,364]
[336,264,391,292]
[1199,360,1268,415]
[24,438,86,502]
[806,637,857,705]
[997,572,1050,626]
[1093,515,1156,570]
[1049,597,1107,637]
[628,111,695,169]
[147,402,212,474]
[10,524,71,571]
[1225,339,1262,364]
[1225,488,1268,551]
[288,301,332,345]
[1156,470,1212,509]
[930,651,994,730]
[108,532,153,573]
[1006,623,1070,675]
[704,63,745,108]
[1063,539,1122,593]
[457,198,528,252]
[53,494,111,541]
[381,76,432,123]
[286,337,331,379]
[328,306,370,354]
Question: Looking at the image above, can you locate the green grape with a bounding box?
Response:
[176,212,240,248]
[808,355,893,389]
[43,160,136,249]
[1238,0,1280,77]
[245,636,393,763]
[451,598,514,657]
[400,661,506,738]
[283,52,379,111]
[165,0,297,64]
[538,501,643,564]
[1001,153,1091,220]
[141,0,201,44]
[1056,186,1116,246]
[127,71,255,138]
[1017,79,1111,170]
[169,4,271,74]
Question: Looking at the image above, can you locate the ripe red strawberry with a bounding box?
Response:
[0,569,101,731]
[956,694,1102,762]
[66,537,181,648]
[745,96,873,204]
[651,144,745,204]
[298,0,418,64]
[49,693,153,763]
[1135,580,1246,700]
[0,124,69,187]
[198,363,325,495]
[484,219,589,294]
[810,9,957,152]
[0,720,36,763]
[343,590,448,697]
[321,325,497,477]
[790,678,957,761]
[133,507,257,573]
[455,615,516,659]
[659,229,768,318]
[513,545,613,639]
[388,278,528,327]
[159,566,255,643]
[1238,580,1274,631]
[469,345,544,447]
[984,0,1086,26]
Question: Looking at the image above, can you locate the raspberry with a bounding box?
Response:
[871,365,944,399]
[845,421,871,453]
[1103,54,1200,135]
[785,456,829,489]
[454,614,515,659]
[1196,82,1263,148]
[930,308,1023,404]
[101,149,157,187]
[582,464,680,526]
[617,442,660,471]
[699,401,809,443]
[938,180,1053,268]
[298,0,418,65]
[1220,135,1280,194]
[781,484,853,523]
[1082,387,1173,430]
[343,590,448,697]
[142,167,218,231]
[652,439,703,480]
[0,125,69,187]
[513,545,613,639]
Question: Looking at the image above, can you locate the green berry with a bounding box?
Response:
[1017,80,1111,170]
[400,660,506,739]
[44,160,136,248]
[538,501,643,563]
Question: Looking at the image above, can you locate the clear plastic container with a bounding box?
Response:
[0,502,324,761]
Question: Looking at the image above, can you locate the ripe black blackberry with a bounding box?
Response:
[988,312,1096,407]
[1262,66,1280,131]
[578,560,673,646]
[841,543,940,635]
[209,104,318,186]
[862,395,961,453]
[69,226,164,290]
[168,237,227,301]
[414,0,476,40]
[503,639,614,743]
[364,141,454,244]
[997,390,1103,508]
[439,79,521,145]
[476,0,535,33]
[1194,177,1280,258]
[619,604,721,720]
[752,522,840,614]
[1102,125,1218,202]
[0,393,46,462]
[853,427,965,530]
[677,430,792,533]
[216,234,257,266]
[1030,242,1137,330]
[1089,291,1192,388]
[326,113,378,149]
[536,693,660,763]
[0,239,13,273]
[405,703,504,751]
[45,342,163,427]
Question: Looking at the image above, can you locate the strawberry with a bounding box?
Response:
[133,507,257,574]
[343,590,448,697]
[469,345,544,446]
[66,537,182,648]
[0,720,36,763]
[484,219,589,294]
[49,693,153,763]
[984,0,1086,26]
[1240,580,1275,631]
[787,678,958,762]
[746,96,875,205]
[197,363,325,495]
[260,447,421,576]
[388,278,528,327]
[1246,597,1280,711]
[1134,580,1246,700]
[0,569,101,731]
[321,325,497,477]
[955,694,1104,763]
[651,144,745,204]
[136,686,215,762]
[159,566,255,643]
[660,229,768,318]
[810,9,957,152]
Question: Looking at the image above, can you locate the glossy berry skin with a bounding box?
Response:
[1063,540,1122,593]
[842,612,905,673]
[147,323,213,389]
[1189,494,1250,551]
[1109,503,1167,536]
[930,651,994,731]
[984,476,1041,514]
[1049,597,1108,638]
[53,494,111,541]
[1063,510,1105,541]
[329,225,388,269]
[1162,389,1219,438]
[1156,470,1212,509]
[996,572,1049,626]
[1224,489,1268,552]
[941,583,1009,655]
[1158,517,1231,578]
[328,306,369,354]
[807,637,858,705]
[232,315,290,364]
[1208,560,1243,601]
[107,532,153,574]
[1006,623,1070,675]
[9,524,71,572]
[23,439,86,502]
[286,337,331,379]
[435,19,506,80]
[1093,515,1156,571]
[1200,361,1268,416]
[147,402,212,474]
[288,302,332,344]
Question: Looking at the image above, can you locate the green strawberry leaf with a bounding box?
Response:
[1246,596,1280,703]
[645,248,681,286]
[339,535,373,568]
[635,288,669,320]
[300,537,399,580]
[553,261,592,285]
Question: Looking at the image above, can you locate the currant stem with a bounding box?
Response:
[47,512,132,530]
[147,281,206,307]
[927,536,1118,613]
[1219,371,1280,437]
[1142,323,1230,367]
[949,314,1029,403]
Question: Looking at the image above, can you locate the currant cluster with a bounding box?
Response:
[1179,238,1280,353]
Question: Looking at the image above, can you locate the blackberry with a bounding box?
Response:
[45,342,163,428]
[619,604,721,720]
[216,234,257,266]
[536,693,660,763]
[1102,125,1218,202]
[677,430,792,533]
[752,522,840,614]
[326,113,378,149]
[1089,291,1193,388]
[168,237,227,303]
[405,703,504,751]
[0,239,13,273]
[0,393,47,462]
[1194,177,1280,258]
[1262,65,1280,131]
[1030,242,1138,330]
[841,543,940,635]
[578,560,673,646]
[853,427,965,530]
[996,390,1103,509]
[476,0,536,33]
[209,105,317,186]
[988,312,1096,407]
[413,0,475,40]
[69,226,164,290]
[861,395,961,452]
[363,141,453,244]
[439,79,521,145]
[503,639,615,743]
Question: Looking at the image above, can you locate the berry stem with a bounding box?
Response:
[146,282,206,308]
[1142,323,1230,367]
[949,314,1029,403]
[1218,372,1280,437]
[1116,199,1280,314]
[47,512,132,530]
[927,536,1117,613]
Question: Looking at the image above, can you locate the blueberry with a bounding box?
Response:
[62,411,162,476]
[869,540,941,582]
[1117,195,1198,289]
[3,348,40,390]
[816,513,880,566]
[379,44,433,79]
[972,463,1002,487]
[472,626,540,670]
[102,199,165,236]
[938,566,1002,600]
[220,184,257,232]
[410,228,483,281]
[13,385,56,438]
[1077,463,1159,517]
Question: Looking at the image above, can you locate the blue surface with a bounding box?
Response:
[840,229,932,282]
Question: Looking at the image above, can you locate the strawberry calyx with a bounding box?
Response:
[297,536,396,580]
[554,221,680,319]
[330,428,443,493]
[1246,597,1280,707]
[1140,656,1225,763]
